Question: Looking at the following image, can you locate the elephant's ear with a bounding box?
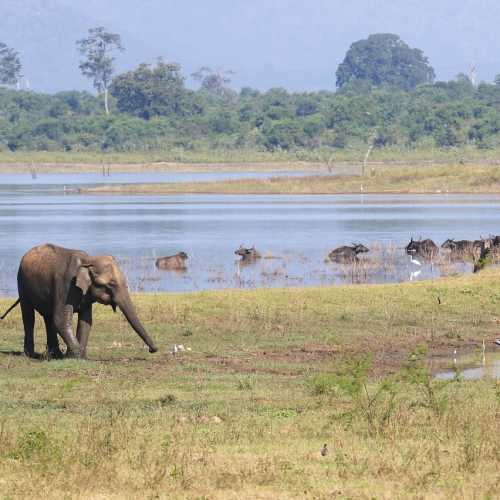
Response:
[75,267,91,295]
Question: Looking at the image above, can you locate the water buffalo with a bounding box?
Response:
[155,252,188,270]
[441,239,476,253]
[488,235,500,247]
[235,246,261,261]
[405,238,439,257]
[473,240,492,273]
[328,243,369,262]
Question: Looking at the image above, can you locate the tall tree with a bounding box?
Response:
[76,27,124,115]
[0,42,22,86]
[336,33,435,91]
[192,66,235,98]
[110,58,188,119]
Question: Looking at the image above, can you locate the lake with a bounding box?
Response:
[0,170,320,192]
[1,174,500,295]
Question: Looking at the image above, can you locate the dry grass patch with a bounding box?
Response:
[82,164,500,195]
[0,272,499,498]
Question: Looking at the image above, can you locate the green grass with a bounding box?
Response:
[2,145,500,169]
[0,272,499,498]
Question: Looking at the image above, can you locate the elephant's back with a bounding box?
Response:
[20,244,61,276]
[18,244,87,311]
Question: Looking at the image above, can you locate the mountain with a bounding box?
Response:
[1,0,149,92]
[3,0,500,92]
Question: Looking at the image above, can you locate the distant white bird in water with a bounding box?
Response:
[409,255,422,266]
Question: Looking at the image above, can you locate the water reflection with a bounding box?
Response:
[435,351,500,380]
[0,170,321,190]
[0,191,500,295]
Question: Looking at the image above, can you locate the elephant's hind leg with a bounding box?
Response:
[20,300,36,358]
[43,315,64,359]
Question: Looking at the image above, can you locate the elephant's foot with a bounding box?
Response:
[24,350,42,360]
[65,350,84,360]
[46,348,65,360]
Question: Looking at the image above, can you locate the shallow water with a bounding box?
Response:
[435,350,500,380]
[0,170,319,191]
[1,185,500,295]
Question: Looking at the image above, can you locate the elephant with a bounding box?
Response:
[328,243,369,262]
[405,238,438,257]
[155,252,188,270]
[235,245,261,262]
[0,243,158,359]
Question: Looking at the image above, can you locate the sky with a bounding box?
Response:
[4,0,500,92]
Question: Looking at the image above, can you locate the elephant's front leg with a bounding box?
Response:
[76,306,92,359]
[54,305,81,358]
[43,315,64,359]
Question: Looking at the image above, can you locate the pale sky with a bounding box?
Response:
[4,0,500,91]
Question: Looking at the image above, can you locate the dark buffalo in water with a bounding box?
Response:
[156,252,188,270]
[473,240,493,273]
[441,239,476,253]
[235,246,261,262]
[328,243,369,262]
[405,238,439,257]
[489,235,500,247]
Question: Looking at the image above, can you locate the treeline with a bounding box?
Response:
[2,76,500,153]
[1,31,500,154]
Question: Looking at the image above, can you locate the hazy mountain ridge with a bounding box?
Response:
[3,0,500,92]
[1,0,150,91]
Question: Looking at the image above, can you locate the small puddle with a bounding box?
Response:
[435,350,500,380]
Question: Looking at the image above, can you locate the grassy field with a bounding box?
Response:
[0,159,325,174]
[83,164,500,195]
[2,145,500,171]
[0,270,499,498]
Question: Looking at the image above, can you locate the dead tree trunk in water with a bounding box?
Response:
[104,88,109,115]
[362,133,376,176]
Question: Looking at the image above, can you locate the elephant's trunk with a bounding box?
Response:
[116,292,158,353]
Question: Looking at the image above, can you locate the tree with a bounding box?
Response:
[110,59,188,119]
[0,42,22,86]
[192,66,235,98]
[76,27,124,115]
[336,34,435,91]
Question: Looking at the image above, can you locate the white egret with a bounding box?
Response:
[409,269,421,281]
[409,255,422,266]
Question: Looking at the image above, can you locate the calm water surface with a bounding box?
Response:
[1,176,500,295]
[0,170,319,191]
[435,351,500,380]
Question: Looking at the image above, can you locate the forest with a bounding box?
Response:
[1,32,500,155]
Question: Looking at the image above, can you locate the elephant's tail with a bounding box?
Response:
[0,299,20,320]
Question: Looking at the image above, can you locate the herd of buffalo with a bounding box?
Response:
[154,235,500,270]
[1,236,497,359]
